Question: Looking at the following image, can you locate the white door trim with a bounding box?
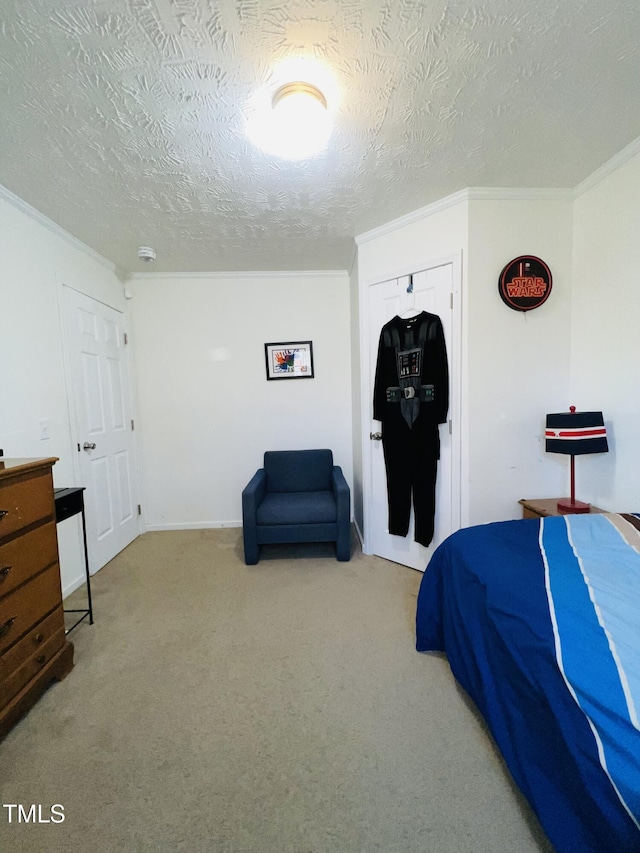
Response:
[359,251,463,557]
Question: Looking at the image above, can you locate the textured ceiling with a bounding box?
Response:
[2,0,640,273]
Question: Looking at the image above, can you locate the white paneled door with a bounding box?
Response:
[367,261,461,571]
[63,288,140,572]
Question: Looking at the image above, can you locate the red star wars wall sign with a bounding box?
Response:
[498,255,552,311]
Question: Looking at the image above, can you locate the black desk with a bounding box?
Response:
[54,487,94,634]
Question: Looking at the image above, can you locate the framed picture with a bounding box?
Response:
[264,341,314,380]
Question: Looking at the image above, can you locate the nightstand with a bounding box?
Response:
[519,498,606,519]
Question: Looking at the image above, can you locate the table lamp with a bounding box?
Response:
[545,406,608,514]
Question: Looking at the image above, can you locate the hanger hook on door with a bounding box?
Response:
[406,274,413,294]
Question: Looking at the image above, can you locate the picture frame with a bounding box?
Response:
[264,341,314,380]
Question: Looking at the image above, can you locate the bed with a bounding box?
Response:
[415,512,640,853]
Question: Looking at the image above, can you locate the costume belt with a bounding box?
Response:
[386,384,434,403]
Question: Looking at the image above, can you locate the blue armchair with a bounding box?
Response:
[242,449,351,565]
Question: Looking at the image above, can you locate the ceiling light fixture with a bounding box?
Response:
[272,81,327,112]
[247,79,332,160]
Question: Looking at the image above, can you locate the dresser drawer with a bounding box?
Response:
[0,471,55,538]
[0,608,65,707]
[0,564,62,655]
[0,521,58,599]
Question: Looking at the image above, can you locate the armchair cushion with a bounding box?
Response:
[257,491,337,526]
[264,449,333,492]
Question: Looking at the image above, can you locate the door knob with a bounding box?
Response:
[369,432,382,440]
[83,442,97,451]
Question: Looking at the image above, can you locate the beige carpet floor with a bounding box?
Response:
[0,529,554,853]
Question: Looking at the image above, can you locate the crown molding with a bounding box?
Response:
[355,189,469,245]
[466,187,573,201]
[354,186,574,246]
[0,182,117,274]
[573,135,640,199]
[126,269,349,281]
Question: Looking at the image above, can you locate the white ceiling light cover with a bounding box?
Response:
[246,59,336,161]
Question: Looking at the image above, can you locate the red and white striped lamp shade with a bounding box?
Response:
[545,406,608,514]
[545,408,608,456]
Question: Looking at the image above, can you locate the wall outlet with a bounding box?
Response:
[39,418,50,441]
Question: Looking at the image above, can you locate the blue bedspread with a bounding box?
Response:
[416,513,640,853]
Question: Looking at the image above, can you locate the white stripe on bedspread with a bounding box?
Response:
[567,515,640,729]
[540,514,640,832]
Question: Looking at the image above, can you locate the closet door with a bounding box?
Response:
[366,261,460,571]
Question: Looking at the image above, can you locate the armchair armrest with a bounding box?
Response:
[242,468,267,565]
[242,468,267,522]
[332,466,351,561]
[331,466,350,519]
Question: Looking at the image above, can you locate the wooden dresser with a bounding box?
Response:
[0,458,74,738]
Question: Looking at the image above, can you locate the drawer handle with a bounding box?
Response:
[34,633,44,644]
[0,565,11,579]
[36,655,47,666]
[0,616,16,638]
[0,510,8,521]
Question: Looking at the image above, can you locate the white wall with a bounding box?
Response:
[570,152,640,511]
[467,194,574,523]
[128,272,353,529]
[356,198,468,288]
[0,188,127,594]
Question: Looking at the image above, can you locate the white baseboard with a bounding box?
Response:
[144,521,243,532]
[62,573,89,600]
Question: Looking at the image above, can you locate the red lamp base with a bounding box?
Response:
[557,498,591,515]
